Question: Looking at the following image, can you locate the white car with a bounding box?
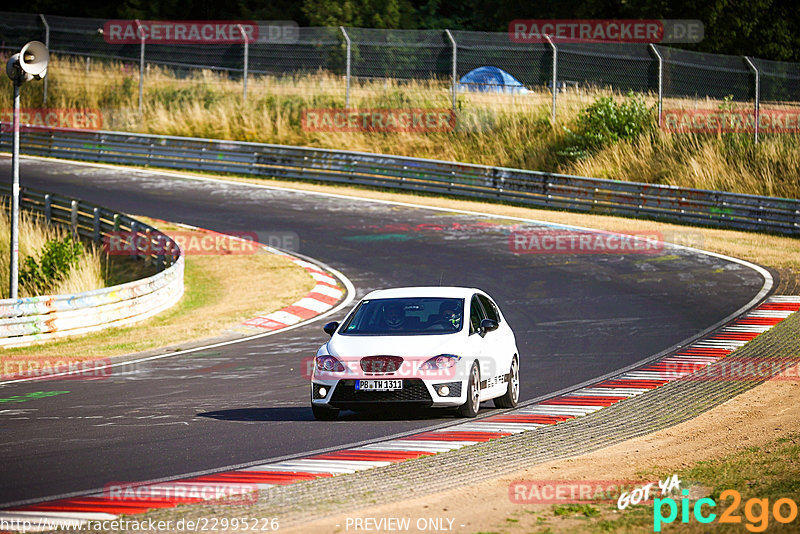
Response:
[311,286,520,420]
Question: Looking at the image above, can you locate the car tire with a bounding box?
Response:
[458,361,481,418]
[312,403,340,421]
[494,355,519,409]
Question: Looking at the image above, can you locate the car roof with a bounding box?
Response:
[362,286,483,300]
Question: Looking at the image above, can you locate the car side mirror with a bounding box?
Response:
[480,318,499,336]
[323,321,339,336]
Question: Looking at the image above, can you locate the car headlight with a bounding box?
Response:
[420,354,461,369]
[315,355,345,373]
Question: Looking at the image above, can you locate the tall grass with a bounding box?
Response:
[2,55,799,199]
[0,206,105,298]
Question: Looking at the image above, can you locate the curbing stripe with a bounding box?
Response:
[239,248,346,332]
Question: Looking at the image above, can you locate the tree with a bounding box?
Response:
[302,0,413,28]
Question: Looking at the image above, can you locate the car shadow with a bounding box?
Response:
[198,407,315,422]
[197,406,470,422]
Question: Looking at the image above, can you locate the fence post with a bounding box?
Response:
[744,56,760,144]
[238,24,249,101]
[545,34,557,123]
[445,29,457,116]
[649,43,663,127]
[135,19,145,114]
[39,14,50,106]
[340,26,351,109]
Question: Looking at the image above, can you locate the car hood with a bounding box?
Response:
[325,332,465,359]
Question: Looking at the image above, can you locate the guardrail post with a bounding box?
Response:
[44,194,52,223]
[340,26,351,109]
[135,19,145,114]
[545,34,557,124]
[92,207,101,242]
[159,239,167,271]
[744,56,760,144]
[238,24,249,101]
[70,200,79,236]
[445,30,457,117]
[129,220,138,260]
[39,14,50,106]
[649,43,663,127]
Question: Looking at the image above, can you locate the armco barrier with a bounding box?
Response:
[2,127,798,235]
[0,184,183,347]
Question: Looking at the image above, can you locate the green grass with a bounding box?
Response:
[681,433,800,503]
[552,503,601,518]
[577,433,800,533]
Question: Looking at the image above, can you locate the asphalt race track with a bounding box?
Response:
[0,157,770,506]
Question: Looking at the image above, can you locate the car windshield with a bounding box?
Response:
[340,297,465,335]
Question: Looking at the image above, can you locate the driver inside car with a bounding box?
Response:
[383,302,407,330]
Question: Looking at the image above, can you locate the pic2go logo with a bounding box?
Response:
[653,489,799,532]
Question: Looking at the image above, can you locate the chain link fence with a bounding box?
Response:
[2,11,800,142]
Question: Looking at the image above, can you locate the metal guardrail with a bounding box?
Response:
[1,127,799,236]
[0,183,183,347]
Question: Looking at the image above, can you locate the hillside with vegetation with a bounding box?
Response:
[3,57,798,200]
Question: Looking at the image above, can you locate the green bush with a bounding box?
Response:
[20,236,85,295]
[559,91,656,159]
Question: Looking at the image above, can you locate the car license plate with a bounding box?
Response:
[356,379,403,391]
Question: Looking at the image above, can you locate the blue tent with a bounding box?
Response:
[458,66,529,94]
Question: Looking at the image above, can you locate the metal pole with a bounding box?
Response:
[135,19,145,114]
[39,14,49,106]
[238,24,248,101]
[744,56,759,144]
[10,82,20,298]
[445,29,457,116]
[545,34,557,124]
[649,43,663,127]
[340,26,351,109]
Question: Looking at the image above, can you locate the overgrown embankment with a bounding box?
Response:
[2,56,799,199]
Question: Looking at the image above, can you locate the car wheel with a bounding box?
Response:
[312,403,339,421]
[458,361,481,418]
[494,355,519,408]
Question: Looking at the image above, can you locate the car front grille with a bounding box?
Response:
[360,355,404,374]
[330,379,432,405]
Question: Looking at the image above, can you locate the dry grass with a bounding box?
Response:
[0,218,316,361]
[0,205,105,298]
[3,56,799,198]
[571,128,800,199]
